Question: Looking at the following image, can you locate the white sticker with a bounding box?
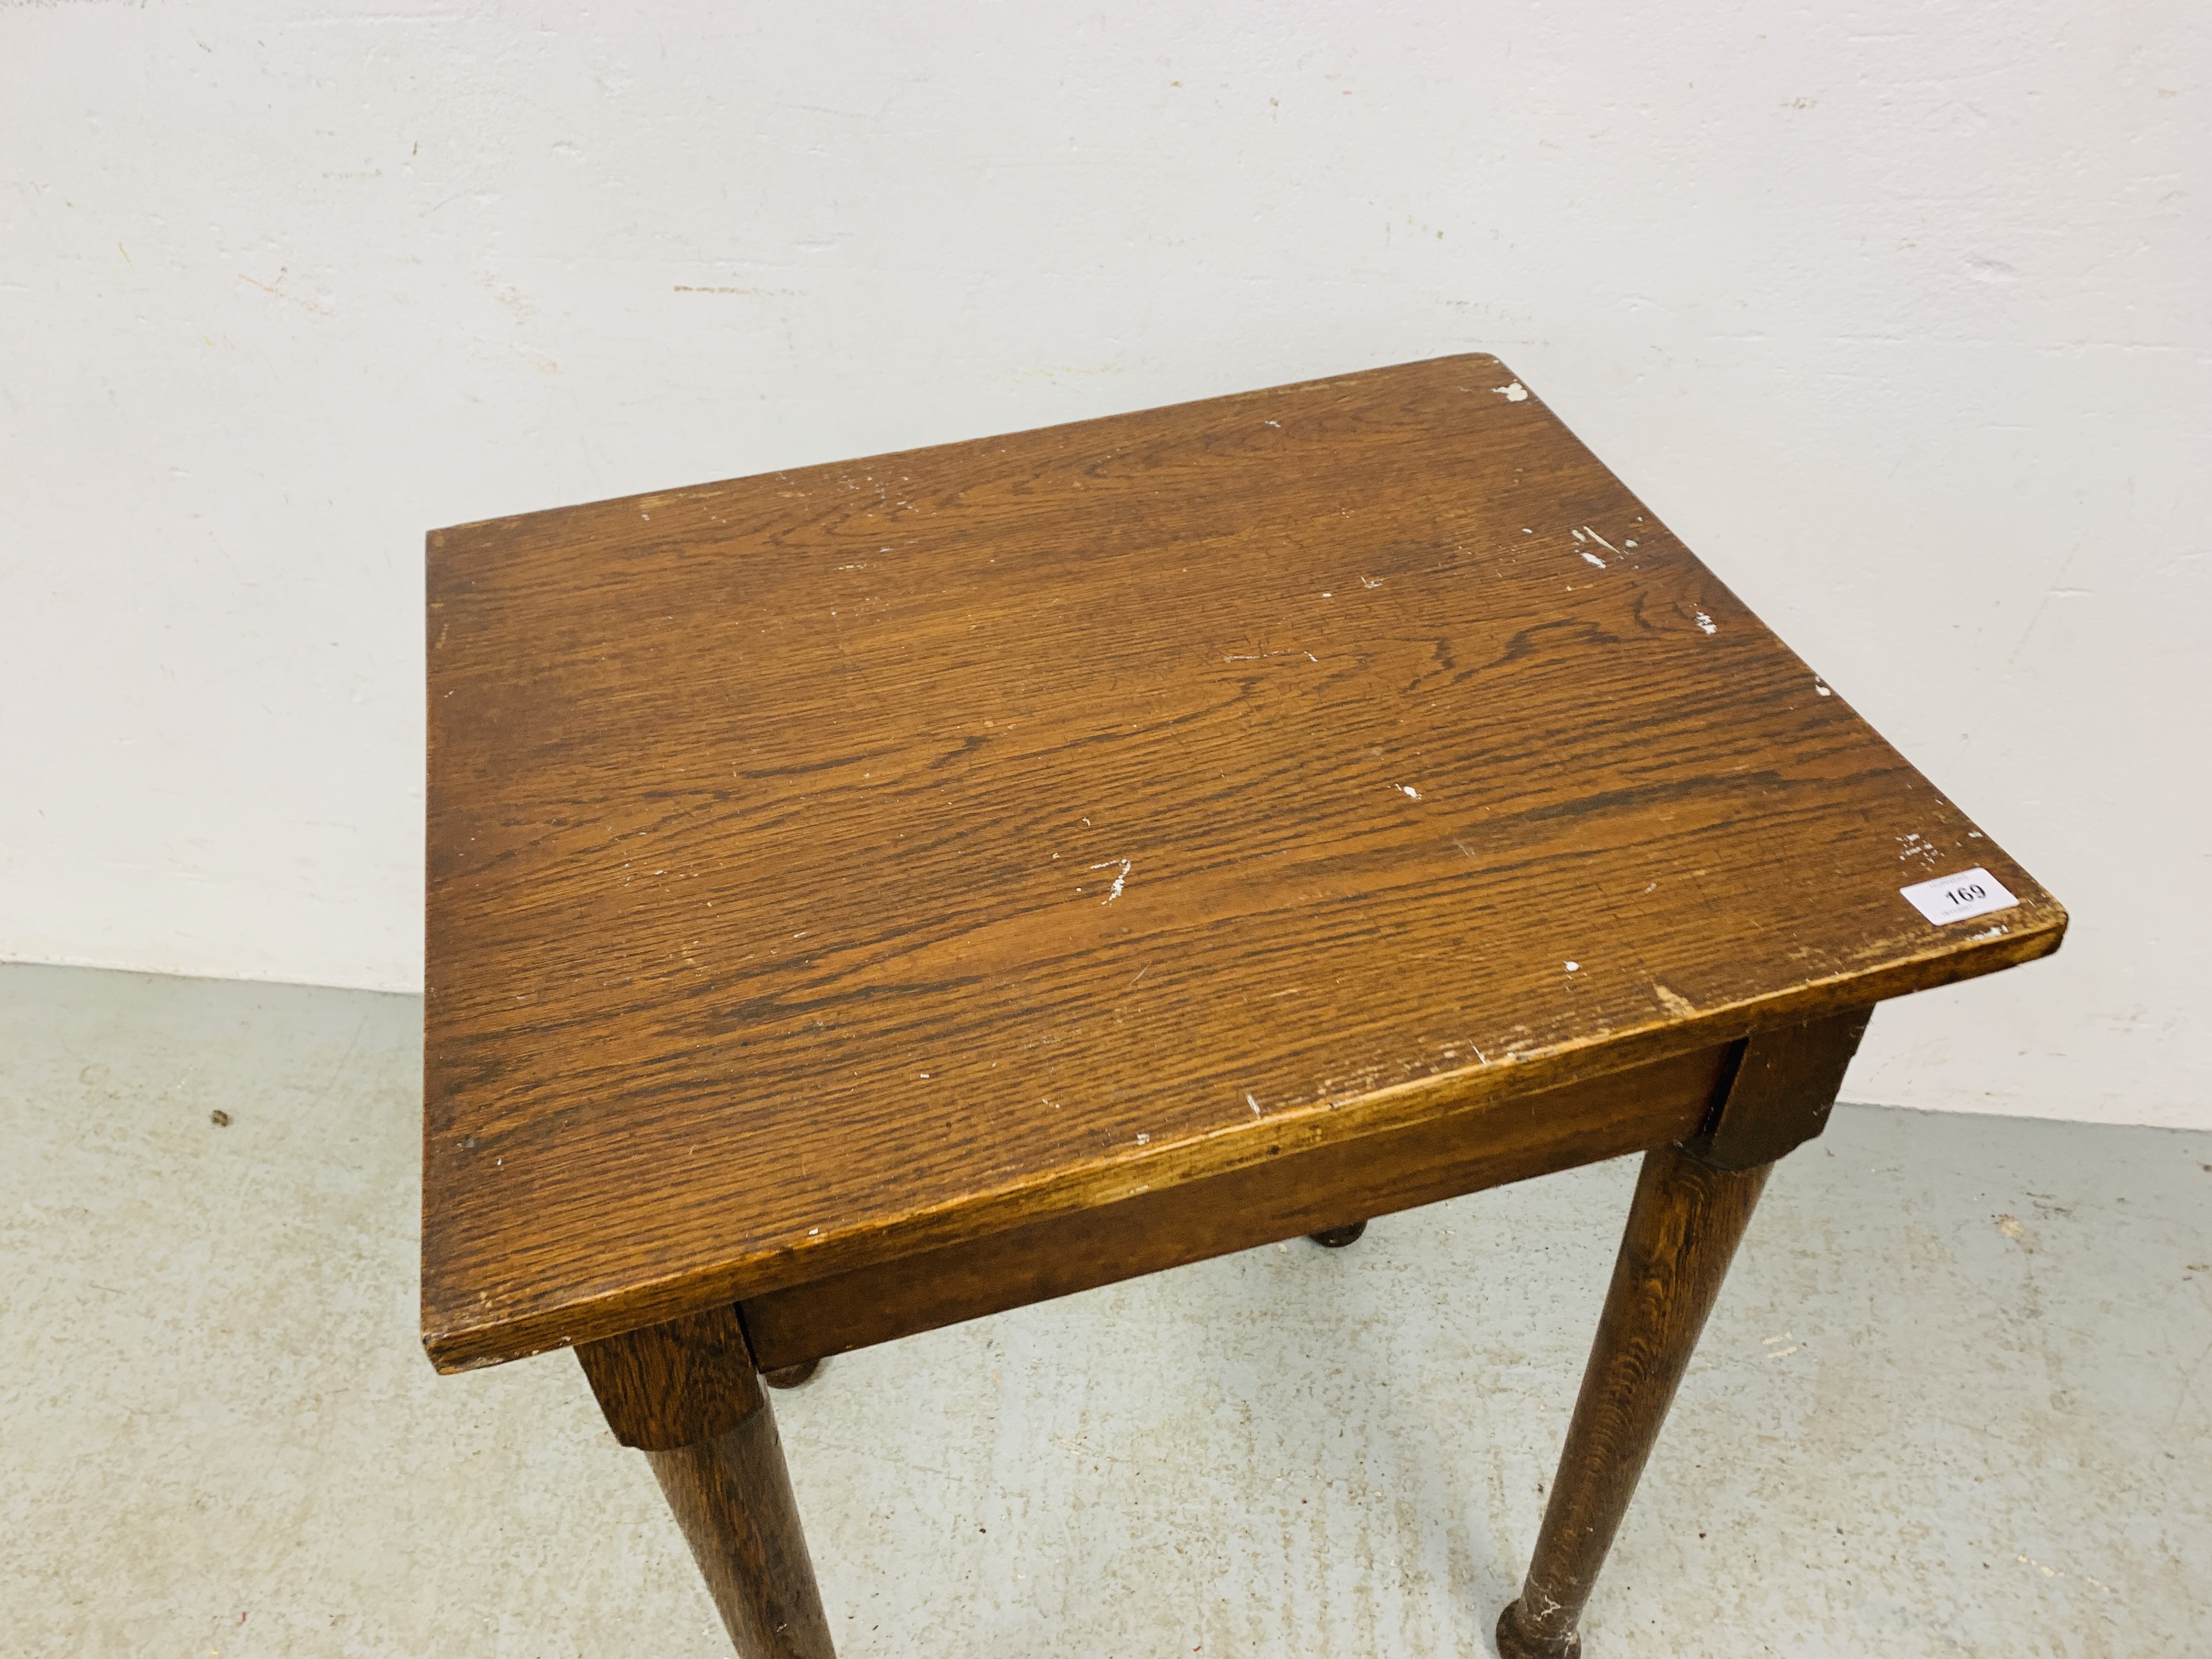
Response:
[1899,866,2017,926]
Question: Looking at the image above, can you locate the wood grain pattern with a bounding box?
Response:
[1497,1144,1771,1658]
[740,1040,1730,1370]
[421,353,2065,1372]
[645,1406,836,1658]
[573,1301,763,1451]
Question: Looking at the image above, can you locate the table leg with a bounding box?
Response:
[575,1305,837,1658]
[647,1407,837,1657]
[1495,1144,1770,1659]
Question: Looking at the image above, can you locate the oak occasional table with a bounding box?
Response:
[421,354,2064,1657]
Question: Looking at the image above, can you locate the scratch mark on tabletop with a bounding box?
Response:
[1694,611,1717,634]
[1895,833,1940,867]
[1246,1092,1263,1115]
[1090,859,1131,904]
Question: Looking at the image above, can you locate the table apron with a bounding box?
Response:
[741,1040,1734,1370]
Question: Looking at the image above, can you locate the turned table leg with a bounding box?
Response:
[1496,1145,1767,1657]
[575,1305,836,1658]
[1497,1007,1872,1657]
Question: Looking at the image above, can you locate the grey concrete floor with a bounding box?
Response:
[4,964,2208,1657]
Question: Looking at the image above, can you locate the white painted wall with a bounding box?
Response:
[3,3,2206,1127]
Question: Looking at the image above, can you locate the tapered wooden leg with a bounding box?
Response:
[575,1305,836,1658]
[1496,1145,1770,1658]
[647,1405,837,1656]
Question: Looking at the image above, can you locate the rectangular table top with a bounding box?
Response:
[422,354,2063,1372]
